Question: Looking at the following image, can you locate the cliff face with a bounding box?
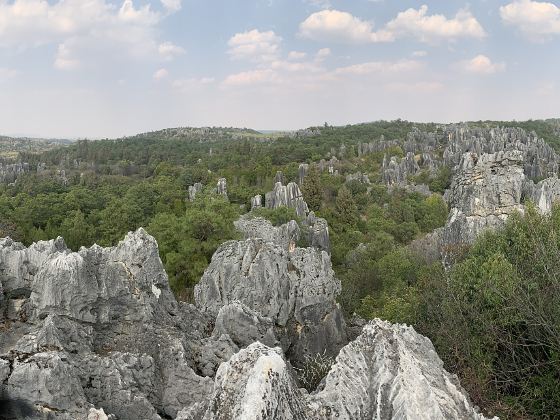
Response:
[0,224,490,419]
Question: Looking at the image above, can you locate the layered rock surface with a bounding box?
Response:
[2,225,490,419]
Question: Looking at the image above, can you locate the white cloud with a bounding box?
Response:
[158,42,185,60]
[385,5,486,42]
[0,0,184,69]
[223,69,280,86]
[304,0,331,9]
[384,81,444,93]
[161,0,182,13]
[118,0,159,25]
[288,51,307,60]
[54,42,80,70]
[334,60,423,76]
[315,47,331,60]
[500,0,560,39]
[153,68,169,80]
[299,9,393,43]
[299,6,485,44]
[461,55,506,74]
[173,77,215,91]
[227,29,282,62]
[412,50,427,57]
[0,67,17,81]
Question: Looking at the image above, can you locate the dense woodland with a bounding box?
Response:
[1,119,560,418]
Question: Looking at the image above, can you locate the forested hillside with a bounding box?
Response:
[1,119,560,418]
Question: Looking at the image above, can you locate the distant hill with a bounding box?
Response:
[0,135,74,160]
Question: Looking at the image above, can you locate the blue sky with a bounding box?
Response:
[0,0,559,138]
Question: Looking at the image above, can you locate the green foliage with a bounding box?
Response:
[148,191,241,296]
[301,167,323,211]
[415,205,560,418]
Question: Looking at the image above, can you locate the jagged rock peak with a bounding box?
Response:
[265,181,309,218]
[0,229,213,419]
[193,237,346,363]
[250,194,262,209]
[196,320,494,420]
[310,319,494,420]
[216,178,228,198]
[234,215,300,251]
[188,182,203,201]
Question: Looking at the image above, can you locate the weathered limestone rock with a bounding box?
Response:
[250,194,262,209]
[382,152,419,186]
[442,126,558,180]
[345,172,371,184]
[200,343,308,420]
[303,212,330,253]
[298,163,309,185]
[0,162,30,184]
[7,352,89,414]
[213,301,278,348]
[188,183,203,201]
[216,178,227,198]
[193,238,346,363]
[0,229,213,419]
[234,216,300,251]
[0,236,67,294]
[265,181,310,218]
[309,319,492,420]
[524,176,560,213]
[274,171,285,184]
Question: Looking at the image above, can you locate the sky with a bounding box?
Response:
[0,0,559,138]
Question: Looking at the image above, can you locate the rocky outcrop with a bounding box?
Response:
[250,194,262,209]
[1,227,491,419]
[442,126,558,180]
[188,182,203,201]
[0,162,29,184]
[382,152,419,186]
[265,181,309,218]
[216,178,227,198]
[193,238,346,364]
[309,319,492,420]
[0,229,214,419]
[298,163,309,185]
[345,172,371,185]
[234,216,300,251]
[195,320,492,420]
[199,343,308,420]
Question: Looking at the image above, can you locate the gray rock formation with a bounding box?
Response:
[1,227,490,419]
[250,194,262,209]
[195,320,492,420]
[235,215,300,251]
[188,182,203,201]
[0,229,214,419]
[442,126,558,180]
[216,178,227,198]
[298,163,309,185]
[265,181,309,218]
[0,162,29,184]
[200,342,308,420]
[309,319,492,420]
[442,150,525,244]
[193,237,346,363]
[345,172,371,185]
[274,171,285,184]
[382,152,419,186]
[304,211,330,253]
